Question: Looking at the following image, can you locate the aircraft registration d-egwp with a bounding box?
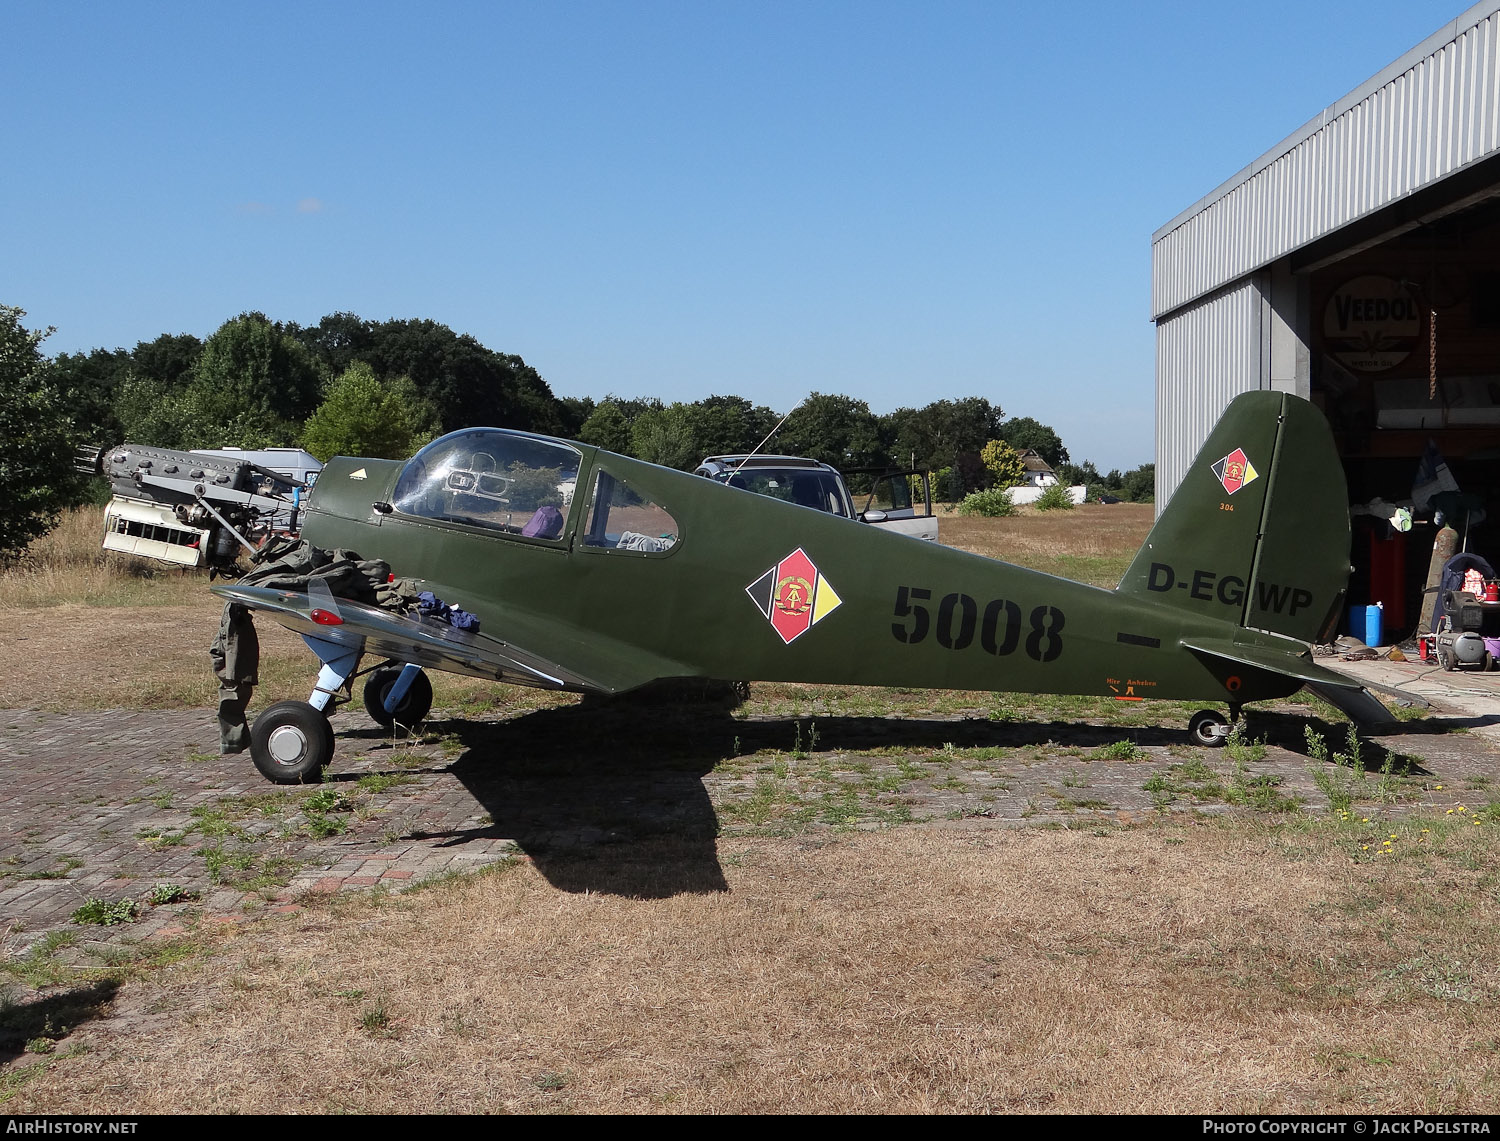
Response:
[86,391,1390,782]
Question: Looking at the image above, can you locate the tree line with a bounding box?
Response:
[1,305,1153,560]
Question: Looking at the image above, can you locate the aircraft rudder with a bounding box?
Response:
[1117,391,1283,627]
[1118,392,1349,644]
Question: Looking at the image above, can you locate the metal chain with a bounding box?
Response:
[1429,306,1439,400]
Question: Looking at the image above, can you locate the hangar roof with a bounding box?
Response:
[1152,1,1500,321]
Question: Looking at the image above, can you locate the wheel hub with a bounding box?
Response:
[267,724,309,766]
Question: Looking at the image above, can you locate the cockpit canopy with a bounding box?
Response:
[392,429,581,539]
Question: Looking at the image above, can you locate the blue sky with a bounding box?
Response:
[2,1,1471,469]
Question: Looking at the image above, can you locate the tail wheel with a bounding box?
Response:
[1188,710,1230,748]
[362,668,434,728]
[250,701,335,783]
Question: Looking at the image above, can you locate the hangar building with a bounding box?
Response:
[1153,1,1500,642]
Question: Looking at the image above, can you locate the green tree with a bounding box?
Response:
[777,392,885,469]
[43,345,131,444]
[956,487,1016,517]
[980,439,1026,489]
[0,307,79,561]
[630,404,699,470]
[598,395,665,423]
[291,311,373,376]
[355,317,563,434]
[884,396,1003,499]
[999,416,1069,468]
[578,400,634,454]
[1056,459,1100,487]
[557,395,596,438]
[188,312,322,446]
[292,313,571,434]
[1121,463,1155,503]
[300,362,439,462]
[687,395,781,458]
[111,373,220,449]
[48,332,204,447]
[884,397,1003,470]
[1033,482,1076,511]
[130,332,202,391]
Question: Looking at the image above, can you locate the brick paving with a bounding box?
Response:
[0,706,530,955]
[3,684,1499,958]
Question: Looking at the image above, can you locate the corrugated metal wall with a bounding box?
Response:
[1156,277,1265,507]
[1153,5,1500,319]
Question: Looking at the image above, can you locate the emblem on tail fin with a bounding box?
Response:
[1211,448,1258,495]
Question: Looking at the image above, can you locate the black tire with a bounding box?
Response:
[1188,710,1229,748]
[1438,644,1455,672]
[362,668,434,728]
[249,701,335,784]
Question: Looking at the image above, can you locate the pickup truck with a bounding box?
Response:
[693,454,939,541]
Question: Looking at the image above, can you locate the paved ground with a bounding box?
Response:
[3,671,1499,960]
[1328,652,1500,744]
[0,707,523,956]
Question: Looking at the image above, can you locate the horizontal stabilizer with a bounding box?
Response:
[1182,637,1396,729]
[1302,681,1402,731]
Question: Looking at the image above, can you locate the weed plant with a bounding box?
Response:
[70,898,140,927]
[1033,483,1076,511]
[956,488,1016,517]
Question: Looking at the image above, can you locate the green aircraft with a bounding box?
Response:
[205,389,1391,783]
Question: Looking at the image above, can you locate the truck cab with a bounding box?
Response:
[694,454,938,541]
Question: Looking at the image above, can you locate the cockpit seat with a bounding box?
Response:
[521,505,564,539]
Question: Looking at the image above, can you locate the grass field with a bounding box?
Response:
[3,502,1499,1114]
[5,816,1499,1114]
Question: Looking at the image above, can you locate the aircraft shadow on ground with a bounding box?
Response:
[0,978,119,1067]
[382,701,743,900]
[338,699,1448,897]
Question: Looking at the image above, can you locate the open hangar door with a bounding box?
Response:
[1300,164,1500,645]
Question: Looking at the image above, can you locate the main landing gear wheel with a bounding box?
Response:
[1188,710,1230,748]
[362,668,434,728]
[250,701,335,783]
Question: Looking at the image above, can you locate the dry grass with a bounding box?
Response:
[7,819,1499,1113]
[0,507,521,710]
[0,600,508,712]
[0,507,204,610]
[0,597,308,710]
[942,503,1154,588]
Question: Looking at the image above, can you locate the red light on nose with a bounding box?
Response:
[310,608,343,625]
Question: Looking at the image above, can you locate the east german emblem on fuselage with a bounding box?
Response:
[745,548,843,644]
[1211,447,1259,495]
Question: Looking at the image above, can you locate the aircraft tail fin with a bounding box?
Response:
[1118,391,1350,645]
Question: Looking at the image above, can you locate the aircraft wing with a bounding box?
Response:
[210,583,611,693]
[1181,636,1399,730]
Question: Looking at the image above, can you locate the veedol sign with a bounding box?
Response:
[1323,275,1422,373]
